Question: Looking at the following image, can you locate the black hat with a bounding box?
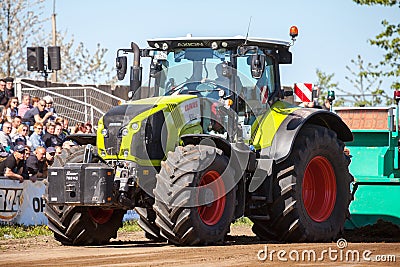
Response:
[14,137,26,145]
[14,144,25,153]
[4,77,14,83]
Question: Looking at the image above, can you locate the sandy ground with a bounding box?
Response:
[0,224,399,267]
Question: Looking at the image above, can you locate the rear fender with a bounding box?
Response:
[261,108,353,163]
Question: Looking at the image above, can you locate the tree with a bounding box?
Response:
[51,31,112,84]
[79,43,110,84]
[343,54,391,106]
[314,69,345,106]
[0,0,114,84]
[315,69,339,93]
[353,0,400,90]
[0,0,47,77]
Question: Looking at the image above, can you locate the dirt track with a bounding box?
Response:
[1,224,399,267]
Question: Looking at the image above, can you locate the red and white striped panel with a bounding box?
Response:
[260,86,268,104]
[294,83,313,102]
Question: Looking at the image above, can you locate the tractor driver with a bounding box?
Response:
[206,62,243,133]
[201,61,243,100]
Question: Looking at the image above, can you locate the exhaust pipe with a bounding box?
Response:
[130,42,141,98]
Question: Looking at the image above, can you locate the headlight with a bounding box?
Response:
[101,129,108,136]
[122,128,129,136]
[131,122,139,131]
[162,42,169,50]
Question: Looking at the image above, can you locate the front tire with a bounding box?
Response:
[45,205,125,245]
[252,125,353,242]
[153,145,236,245]
[135,207,165,241]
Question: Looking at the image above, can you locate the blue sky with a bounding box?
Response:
[41,0,399,95]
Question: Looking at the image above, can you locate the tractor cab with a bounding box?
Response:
[116,36,295,141]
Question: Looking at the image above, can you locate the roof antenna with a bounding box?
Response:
[244,16,252,45]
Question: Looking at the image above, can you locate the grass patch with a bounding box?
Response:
[0,220,142,240]
[119,220,142,232]
[233,217,253,226]
[0,224,52,240]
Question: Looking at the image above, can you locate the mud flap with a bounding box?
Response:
[249,159,273,193]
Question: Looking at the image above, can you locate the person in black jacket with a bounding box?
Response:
[4,77,15,98]
[42,122,63,148]
[25,146,47,182]
[0,79,9,107]
[23,99,53,126]
[0,144,28,183]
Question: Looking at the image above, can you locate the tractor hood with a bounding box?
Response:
[101,95,197,128]
[97,94,199,160]
[127,95,197,106]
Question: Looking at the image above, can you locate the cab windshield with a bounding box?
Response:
[158,48,232,97]
[145,47,276,112]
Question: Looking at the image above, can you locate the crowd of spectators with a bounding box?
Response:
[0,77,94,182]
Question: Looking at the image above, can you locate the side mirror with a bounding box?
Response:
[116,56,127,80]
[250,54,265,79]
[150,61,162,78]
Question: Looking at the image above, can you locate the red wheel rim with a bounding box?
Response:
[87,207,114,224]
[197,170,226,226]
[302,156,337,222]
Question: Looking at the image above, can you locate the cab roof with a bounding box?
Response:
[147,35,291,50]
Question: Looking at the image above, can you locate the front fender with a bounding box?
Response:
[66,133,97,146]
[261,108,353,163]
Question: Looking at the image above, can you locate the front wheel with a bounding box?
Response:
[44,146,126,245]
[252,125,353,242]
[153,145,236,245]
[45,205,125,245]
[135,207,165,241]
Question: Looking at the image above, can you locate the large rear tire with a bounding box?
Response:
[153,145,236,245]
[44,146,126,245]
[251,125,353,242]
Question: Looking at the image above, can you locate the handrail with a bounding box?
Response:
[41,86,123,102]
[16,79,126,126]
[19,81,105,115]
[19,81,124,102]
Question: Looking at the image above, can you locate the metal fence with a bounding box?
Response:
[15,80,124,128]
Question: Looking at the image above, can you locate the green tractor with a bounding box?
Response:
[44,28,353,245]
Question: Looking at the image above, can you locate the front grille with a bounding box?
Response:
[131,110,167,160]
[102,104,153,155]
[167,104,183,127]
[104,126,122,155]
